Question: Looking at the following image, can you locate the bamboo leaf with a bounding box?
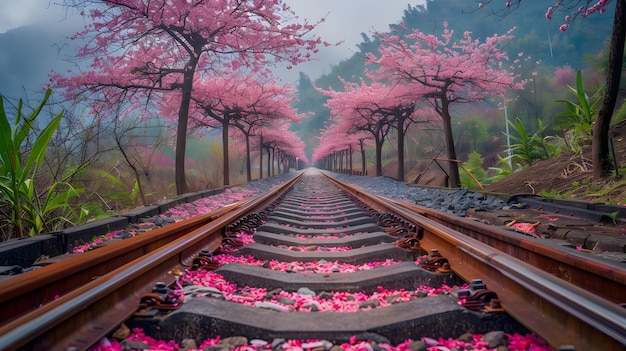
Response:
[0,96,17,174]
[15,89,52,148]
[23,110,63,178]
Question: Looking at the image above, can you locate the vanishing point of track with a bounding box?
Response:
[0,168,624,350]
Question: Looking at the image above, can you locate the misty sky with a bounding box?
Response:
[0,0,426,101]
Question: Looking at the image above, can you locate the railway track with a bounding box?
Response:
[0,169,624,350]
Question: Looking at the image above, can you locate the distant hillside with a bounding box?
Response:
[0,25,76,104]
[292,0,615,160]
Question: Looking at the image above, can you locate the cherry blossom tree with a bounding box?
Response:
[186,75,244,186]
[259,120,307,176]
[368,23,526,187]
[314,124,351,172]
[232,82,305,182]
[314,123,371,175]
[185,72,302,184]
[318,79,416,178]
[54,0,325,194]
[478,0,624,179]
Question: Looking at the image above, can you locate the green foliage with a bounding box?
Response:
[604,211,619,224]
[611,101,626,126]
[454,116,491,154]
[460,151,487,188]
[504,117,558,166]
[81,201,115,221]
[0,89,85,238]
[93,169,153,210]
[538,189,562,198]
[553,70,604,154]
[488,155,519,183]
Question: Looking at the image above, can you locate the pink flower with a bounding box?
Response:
[559,24,569,32]
[545,7,553,20]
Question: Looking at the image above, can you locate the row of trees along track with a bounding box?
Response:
[0,169,624,350]
[50,1,623,201]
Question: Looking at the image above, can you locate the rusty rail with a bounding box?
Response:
[389,197,626,305]
[0,199,246,327]
[0,172,301,351]
[323,172,626,351]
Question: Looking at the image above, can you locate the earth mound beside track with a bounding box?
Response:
[484,120,626,202]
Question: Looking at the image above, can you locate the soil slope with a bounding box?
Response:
[483,121,626,204]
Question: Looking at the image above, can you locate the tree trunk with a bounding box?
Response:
[593,0,626,179]
[271,148,275,176]
[441,99,461,187]
[375,137,383,176]
[175,66,196,195]
[397,111,406,182]
[339,150,344,173]
[245,133,252,182]
[266,147,271,178]
[259,136,263,179]
[349,144,353,175]
[360,139,366,175]
[222,119,230,185]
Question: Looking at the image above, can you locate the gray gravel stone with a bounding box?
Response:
[482,330,509,348]
[297,287,316,296]
[329,172,508,216]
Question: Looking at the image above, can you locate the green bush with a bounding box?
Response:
[504,117,558,166]
[0,89,85,239]
[488,155,520,183]
[553,70,603,154]
[460,151,487,188]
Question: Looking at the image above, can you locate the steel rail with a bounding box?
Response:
[0,172,302,351]
[323,172,626,351]
[0,198,248,327]
[387,195,626,304]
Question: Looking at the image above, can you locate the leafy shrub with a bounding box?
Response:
[460,151,487,188]
[0,89,85,239]
[553,70,603,154]
[488,155,521,183]
[504,117,558,166]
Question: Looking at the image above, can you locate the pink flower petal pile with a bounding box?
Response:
[293,233,354,239]
[214,253,401,274]
[91,328,554,351]
[181,268,466,313]
[274,244,352,252]
[70,230,139,253]
[69,188,260,254]
[163,188,259,220]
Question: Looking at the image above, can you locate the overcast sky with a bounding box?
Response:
[0,0,425,99]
